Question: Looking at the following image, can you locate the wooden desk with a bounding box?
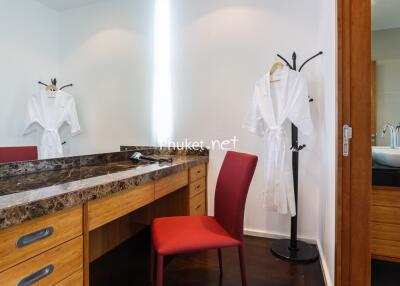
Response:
[0,163,207,286]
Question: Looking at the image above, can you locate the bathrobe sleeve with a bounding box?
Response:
[242,85,266,136]
[66,96,81,136]
[287,75,313,135]
[24,96,42,135]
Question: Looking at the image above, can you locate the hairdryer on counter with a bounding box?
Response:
[130,152,173,164]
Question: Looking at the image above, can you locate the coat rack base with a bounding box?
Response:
[271,239,319,263]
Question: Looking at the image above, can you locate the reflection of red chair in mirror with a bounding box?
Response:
[0,146,38,163]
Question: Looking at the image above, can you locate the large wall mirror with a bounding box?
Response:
[371,1,400,284]
[372,1,400,147]
[0,0,155,162]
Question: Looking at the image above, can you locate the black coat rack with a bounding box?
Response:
[270,51,323,263]
[38,78,73,90]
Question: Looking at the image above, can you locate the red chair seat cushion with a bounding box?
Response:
[152,216,241,255]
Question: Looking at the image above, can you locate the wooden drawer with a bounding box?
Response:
[0,206,82,273]
[0,236,83,286]
[189,164,206,182]
[155,170,188,200]
[373,188,400,207]
[190,191,206,216]
[372,222,400,241]
[371,238,400,259]
[88,183,154,231]
[55,269,83,286]
[189,177,206,198]
[371,205,400,225]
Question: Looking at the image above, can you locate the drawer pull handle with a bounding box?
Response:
[197,170,201,174]
[17,264,54,286]
[16,227,54,248]
[196,185,201,190]
[195,204,202,210]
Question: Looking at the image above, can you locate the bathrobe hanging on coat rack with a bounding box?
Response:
[24,87,80,159]
[243,65,313,216]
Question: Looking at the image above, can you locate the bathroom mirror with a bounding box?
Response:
[372,1,400,147]
[0,0,154,162]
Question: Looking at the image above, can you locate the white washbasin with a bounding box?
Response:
[372,146,400,167]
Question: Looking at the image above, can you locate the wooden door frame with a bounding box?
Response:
[336,0,371,285]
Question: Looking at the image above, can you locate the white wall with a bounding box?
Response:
[170,1,335,285]
[372,28,400,146]
[59,0,153,156]
[0,0,59,147]
[316,0,337,285]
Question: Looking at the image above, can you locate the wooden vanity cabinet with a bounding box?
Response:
[55,270,83,286]
[189,164,207,216]
[0,237,83,286]
[190,164,206,182]
[0,206,83,285]
[0,163,208,285]
[87,183,155,231]
[371,186,400,260]
[155,170,188,199]
[189,177,206,198]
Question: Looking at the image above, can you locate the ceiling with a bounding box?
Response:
[373,0,400,31]
[36,0,106,11]
[36,0,400,28]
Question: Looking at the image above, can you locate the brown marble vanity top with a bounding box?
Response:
[0,160,157,196]
[0,151,208,230]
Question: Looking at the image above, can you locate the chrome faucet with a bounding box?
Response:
[382,124,399,149]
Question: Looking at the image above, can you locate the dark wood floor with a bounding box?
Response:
[91,228,325,286]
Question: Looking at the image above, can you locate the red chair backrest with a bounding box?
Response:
[0,146,38,163]
[214,151,258,242]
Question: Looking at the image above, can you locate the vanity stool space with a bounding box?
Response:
[0,155,208,286]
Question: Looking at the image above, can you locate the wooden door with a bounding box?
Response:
[372,61,376,146]
[337,0,371,285]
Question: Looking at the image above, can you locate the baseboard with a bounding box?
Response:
[316,240,333,286]
[244,228,333,286]
[244,228,316,244]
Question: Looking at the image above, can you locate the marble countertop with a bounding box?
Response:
[0,155,208,230]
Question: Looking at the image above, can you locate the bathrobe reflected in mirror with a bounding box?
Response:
[243,66,313,216]
[24,88,80,159]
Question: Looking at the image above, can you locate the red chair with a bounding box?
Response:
[150,151,258,286]
[0,146,38,163]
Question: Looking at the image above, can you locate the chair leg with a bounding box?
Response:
[156,254,164,286]
[150,243,155,285]
[238,245,247,286]
[218,248,223,277]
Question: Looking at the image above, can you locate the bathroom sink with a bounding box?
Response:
[372,147,400,167]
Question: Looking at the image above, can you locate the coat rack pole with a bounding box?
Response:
[271,51,322,263]
[290,123,299,251]
[290,52,299,251]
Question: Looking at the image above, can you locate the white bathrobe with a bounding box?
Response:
[243,66,313,216]
[24,88,80,159]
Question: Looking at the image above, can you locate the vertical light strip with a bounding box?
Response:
[153,0,172,146]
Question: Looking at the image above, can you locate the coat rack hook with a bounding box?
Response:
[299,51,323,72]
[292,52,297,70]
[277,54,293,70]
[38,81,48,87]
[38,79,73,91]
